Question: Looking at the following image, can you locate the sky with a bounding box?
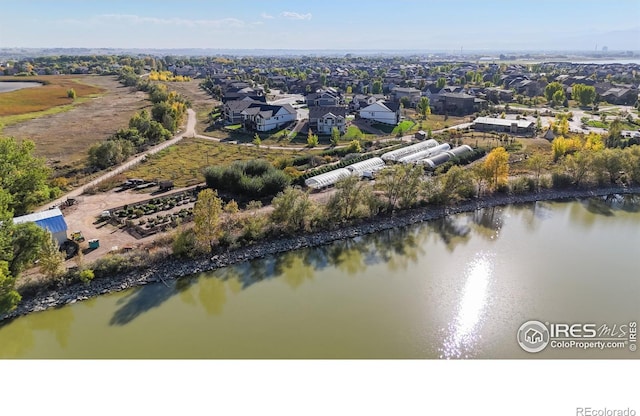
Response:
[1,0,639,51]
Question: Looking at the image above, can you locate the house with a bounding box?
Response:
[223,98,260,124]
[433,93,485,115]
[390,87,422,107]
[359,100,400,125]
[309,107,347,135]
[13,208,68,246]
[349,94,378,111]
[485,88,514,103]
[306,88,342,107]
[241,103,297,132]
[600,87,638,105]
[473,117,535,135]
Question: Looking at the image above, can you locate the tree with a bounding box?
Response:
[606,118,623,148]
[38,231,65,279]
[252,133,262,148]
[544,81,564,102]
[8,222,47,277]
[307,130,319,148]
[346,85,352,95]
[271,187,315,233]
[593,148,625,184]
[0,137,53,215]
[330,127,341,146]
[400,96,411,109]
[325,175,370,221]
[346,140,362,153]
[193,189,224,253]
[417,96,431,119]
[67,88,76,100]
[88,139,134,170]
[562,151,593,187]
[526,154,546,191]
[552,89,566,107]
[372,80,383,94]
[438,166,475,203]
[483,147,510,190]
[572,83,596,108]
[436,77,446,89]
[375,164,424,210]
[0,260,20,314]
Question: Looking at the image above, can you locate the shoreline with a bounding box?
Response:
[2,185,640,323]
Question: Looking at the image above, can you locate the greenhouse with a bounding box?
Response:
[345,157,386,176]
[397,143,451,164]
[380,139,439,162]
[418,152,452,169]
[305,168,352,189]
[446,145,474,158]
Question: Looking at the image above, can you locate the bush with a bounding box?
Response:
[510,177,535,195]
[79,269,95,284]
[172,228,199,258]
[203,159,291,198]
[551,172,573,189]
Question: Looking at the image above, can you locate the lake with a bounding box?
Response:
[0,81,43,93]
[0,196,638,358]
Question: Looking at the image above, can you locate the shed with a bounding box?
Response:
[381,139,439,162]
[305,168,352,189]
[13,208,68,246]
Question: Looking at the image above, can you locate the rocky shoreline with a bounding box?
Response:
[2,185,639,323]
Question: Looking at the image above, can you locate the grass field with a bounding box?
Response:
[2,75,150,168]
[124,137,306,187]
[0,76,105,118]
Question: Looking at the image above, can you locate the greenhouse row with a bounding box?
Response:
[305,157,386,189]
[380,139,439,162]
[417,145,474,169]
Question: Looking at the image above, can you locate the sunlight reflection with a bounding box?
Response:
[439,252,494,359]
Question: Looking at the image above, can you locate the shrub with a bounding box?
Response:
[172,228,199,258]
[510,177,535,195]
[551,172,573,189]
[203,159,290,198]
[79,269,95,284]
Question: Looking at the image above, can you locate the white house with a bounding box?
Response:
[241,103,297,132]
[359,100,400,125]
[309,107,347,135]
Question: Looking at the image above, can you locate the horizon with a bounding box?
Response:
[1,0,639,51]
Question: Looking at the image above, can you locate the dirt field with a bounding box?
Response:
[3,75,150,165]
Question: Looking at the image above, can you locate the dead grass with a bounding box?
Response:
[414,114,470,131]
[125,137,304,187]
[2,75,150,167]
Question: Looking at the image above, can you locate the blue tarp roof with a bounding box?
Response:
[34,216,68,234]
[13,208,68,234]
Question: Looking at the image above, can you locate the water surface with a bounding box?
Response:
[1,196,638,358]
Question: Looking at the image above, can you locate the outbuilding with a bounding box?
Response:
[345,157,385,177]
[305,168,352,189]
[381,139,439,162]
[13,208,69,246]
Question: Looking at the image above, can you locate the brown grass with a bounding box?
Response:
[2,75,150,168]
[125,137,305,187]
[0,75,105,116]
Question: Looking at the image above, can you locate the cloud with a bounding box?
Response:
[261,12,274,19]
[281,11,312,20]
[96,14,246,28]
